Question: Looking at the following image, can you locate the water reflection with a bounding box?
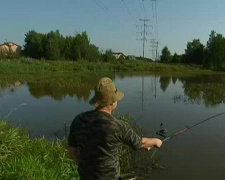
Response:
[178,74,225,107]
[0,73,225,107]
[159,76,171,92]
[27,74,116,101]
[171,77,178,84]
[27,81,92,101]
[0,72,116,101]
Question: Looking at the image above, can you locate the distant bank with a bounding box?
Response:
[0,58,215,74]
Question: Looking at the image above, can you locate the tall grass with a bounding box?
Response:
[0,115,154,180]
[0,121,79,180]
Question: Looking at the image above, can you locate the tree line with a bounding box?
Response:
[160,30,225,71]
[23,30,117,62]
[0,30,117,62]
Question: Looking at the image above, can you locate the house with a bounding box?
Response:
[112,52,126,59]
[0,42,22,53]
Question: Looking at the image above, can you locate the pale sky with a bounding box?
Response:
[1,0,225,59]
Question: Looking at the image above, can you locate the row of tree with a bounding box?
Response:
[21,30,122,62]
[23,30,106,61]
[160,31,225,70]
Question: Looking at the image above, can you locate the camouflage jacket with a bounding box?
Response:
[68,110,142,180]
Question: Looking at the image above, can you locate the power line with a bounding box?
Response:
[154,0,158,24]
[141,0,147,18]
[151,0,158,37]
[151,0,158,24]
[151,0,155,22]
[91,0,120,23]
[98,0,109,11]
[121,0,136,22]
[92,0,108,14]
[131,0,141,19]
[150,0,159,60]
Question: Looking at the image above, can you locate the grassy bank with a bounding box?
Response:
[0,120,79,180]
[0,58,213,73]
[0,117,151,180]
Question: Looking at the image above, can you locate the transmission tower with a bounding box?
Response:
[136,19,152,60]
[150,39,159,61]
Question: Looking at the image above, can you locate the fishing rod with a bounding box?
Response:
[162,111,225,142]
[150,111,225,159]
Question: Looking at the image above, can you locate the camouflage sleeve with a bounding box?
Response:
[68,118,78,148]
[117,121,142,150]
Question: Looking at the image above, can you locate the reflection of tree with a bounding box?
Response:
[159,76,171,92]
[28,81,92,101]
[177,75,225,107]
[202,83,225,107]
[172,77,178,84]
[27,73,116,101]
[183,84,202,102]
[2,73,225,107]
[0,72,116,102]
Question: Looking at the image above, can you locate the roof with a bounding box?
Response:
[112,52,126,56]
[0,42,22,48]
[113,52,124,54]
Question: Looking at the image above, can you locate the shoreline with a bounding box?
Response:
[0,58,220,74]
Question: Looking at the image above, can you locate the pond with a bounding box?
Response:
[0,72,225,179]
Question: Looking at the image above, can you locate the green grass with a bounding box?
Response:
[0,115,153,180]
[0,121,79,180]
[0,58,214,73]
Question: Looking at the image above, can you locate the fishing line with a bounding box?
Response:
[4,103,27,119]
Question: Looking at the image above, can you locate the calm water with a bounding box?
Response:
[0,72,225,179]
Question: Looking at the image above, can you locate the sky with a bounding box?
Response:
[1,0,225,59]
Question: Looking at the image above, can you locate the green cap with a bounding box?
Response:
[89,77,124,108]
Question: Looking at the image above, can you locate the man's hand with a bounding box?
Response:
[154,138,162,148]
[141,137,163,150]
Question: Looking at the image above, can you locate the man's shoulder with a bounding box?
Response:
[73,110,116,124]
[111,115,129,127]
[73,110,97,120]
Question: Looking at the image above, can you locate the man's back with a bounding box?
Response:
[68,110,141,180]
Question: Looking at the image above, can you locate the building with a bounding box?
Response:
[0,42,22,53]
[112,52,126,59]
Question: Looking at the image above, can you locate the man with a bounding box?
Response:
[68,77,162,180]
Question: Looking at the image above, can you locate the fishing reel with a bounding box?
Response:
[156,123,168,138]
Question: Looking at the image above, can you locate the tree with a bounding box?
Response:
[23,30,101,61]
[45,30,62,60]
[24,30,46,59]
[103,49,116,62]
[185,39,204,65]
[171,53,180,63]
[160,46,171,63]
[86,44,101,62]
[204,31,225,70]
